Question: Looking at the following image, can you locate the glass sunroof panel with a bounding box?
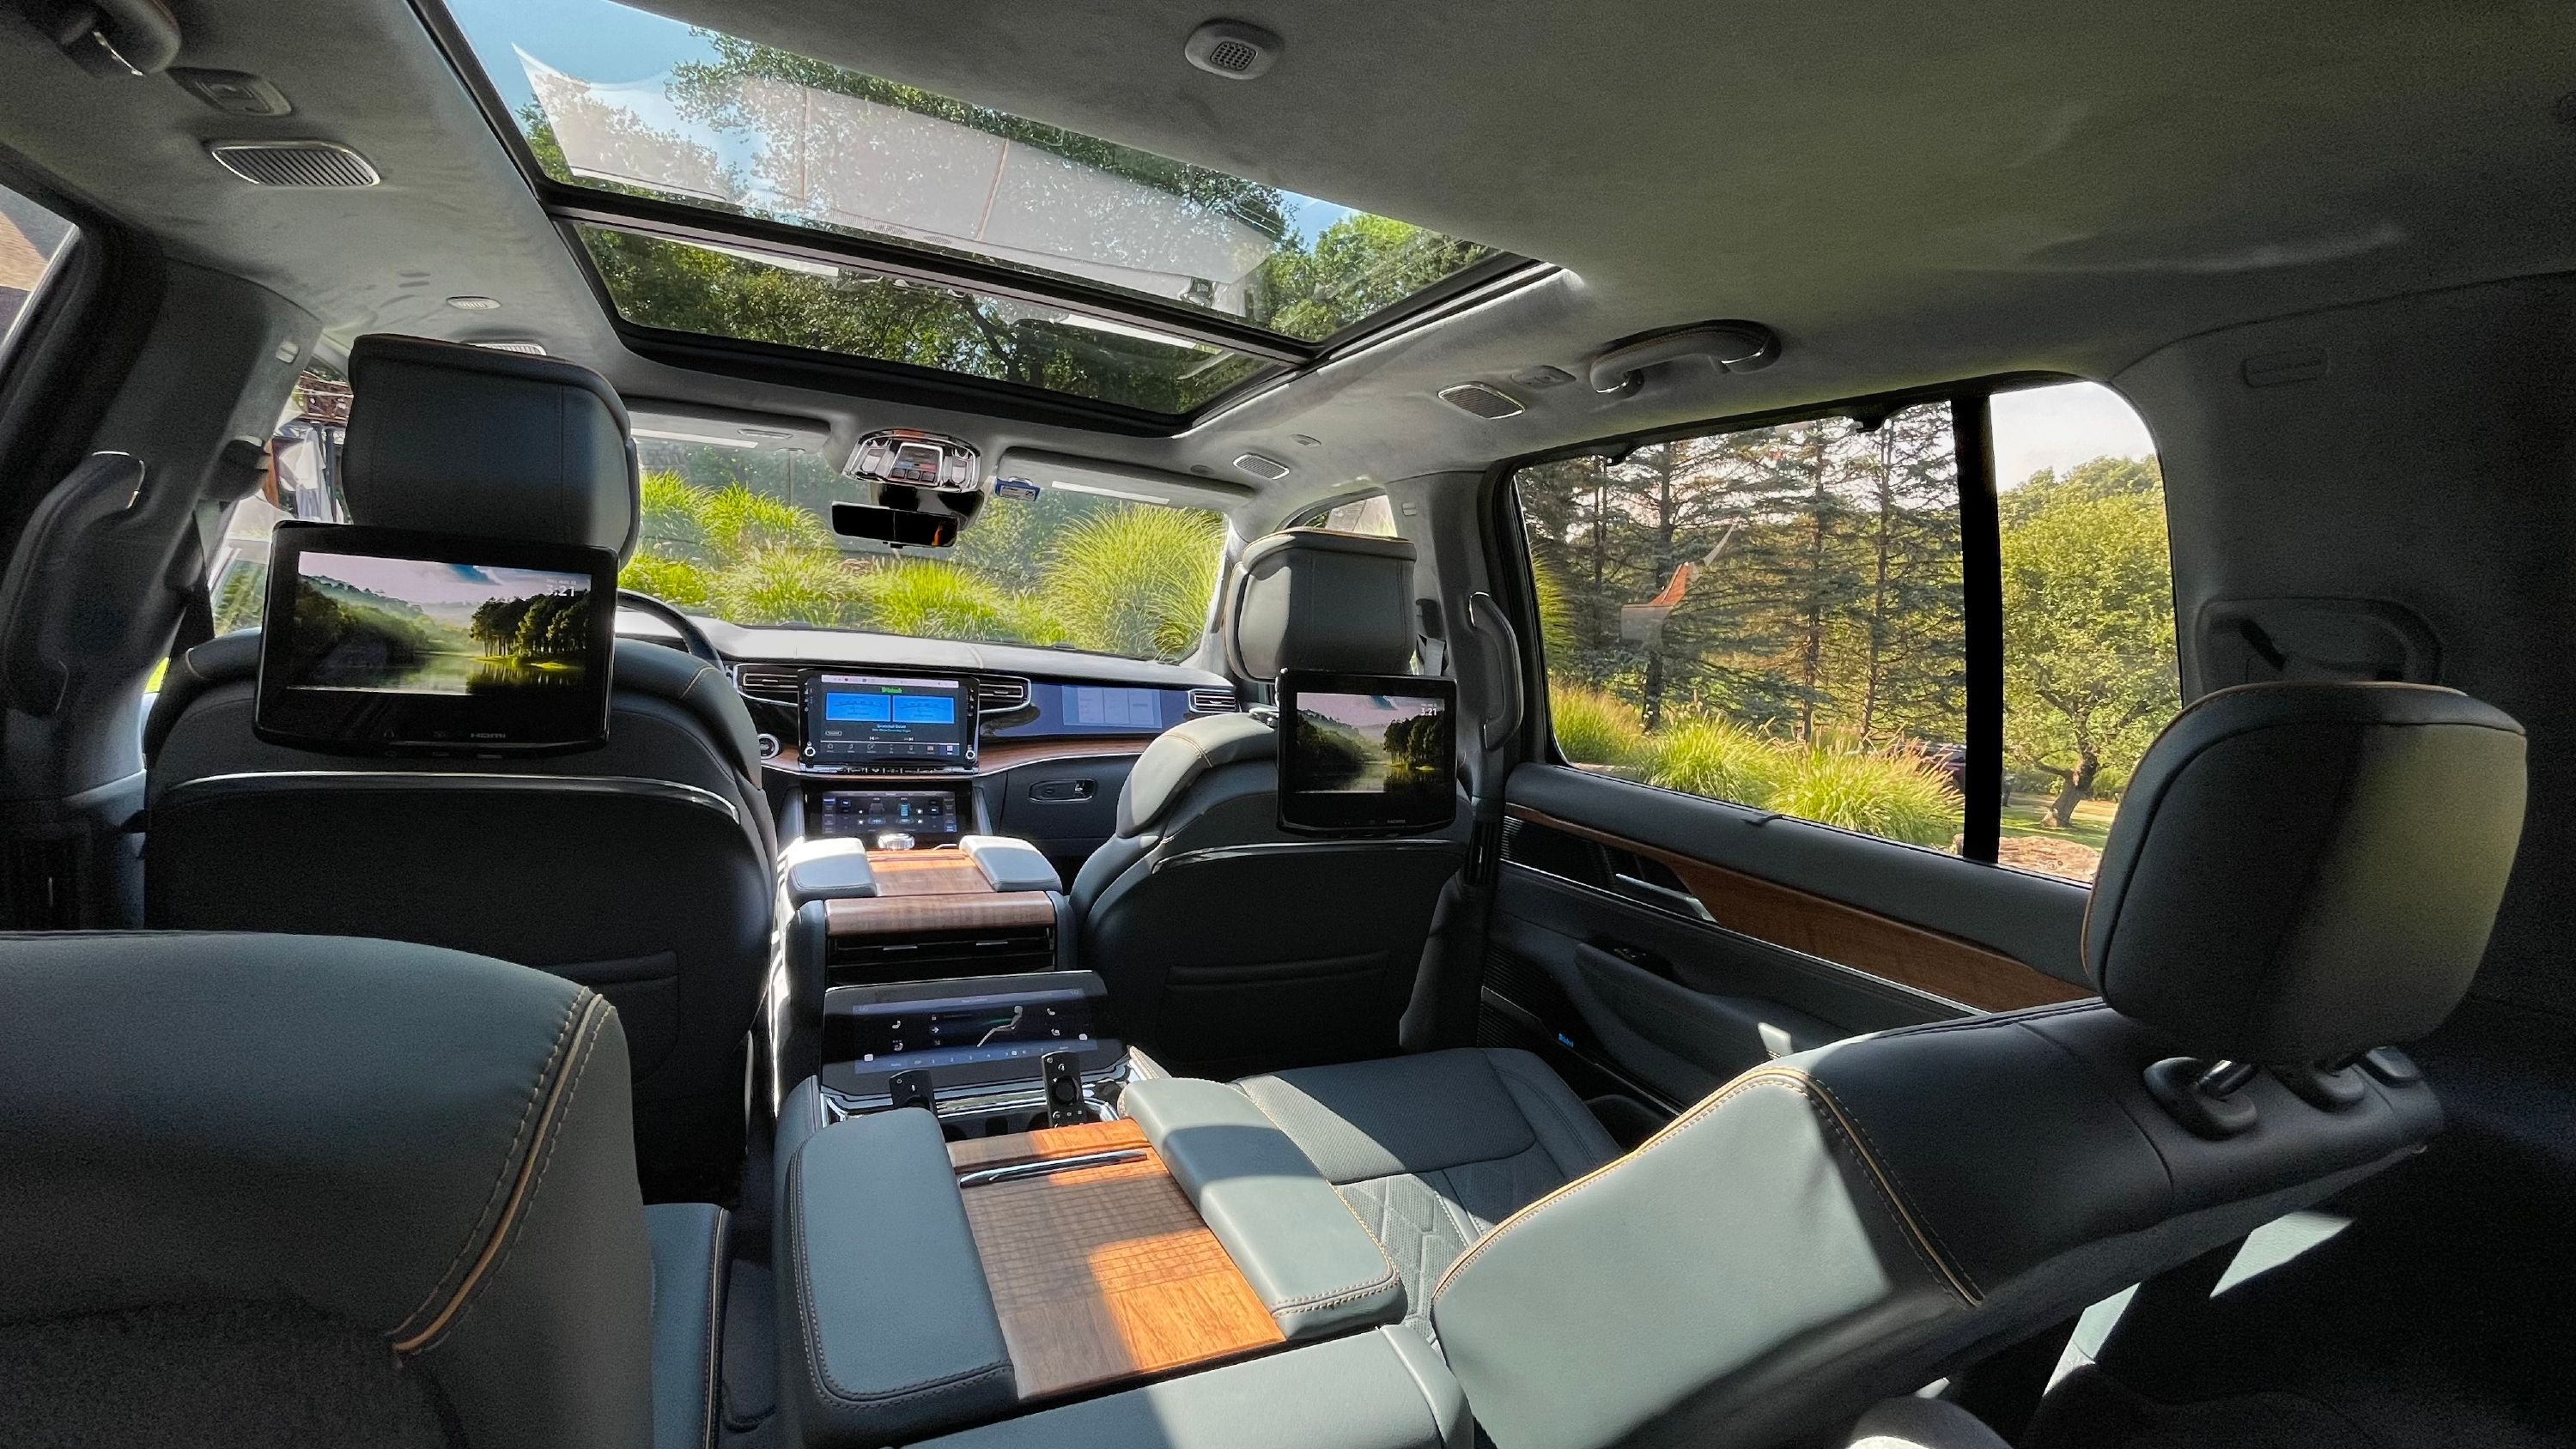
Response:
[578,227,1277,413]
[447,0,1501,346]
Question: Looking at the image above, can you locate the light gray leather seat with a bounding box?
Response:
[1071,528,1467,1076]
[0,930,726,1449]
[1229,682,2526,1449]
[141,334,775,1202]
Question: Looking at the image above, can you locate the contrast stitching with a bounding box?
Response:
[394,993,611,1353]
[702,1207,728,1449]
[1234,1089,1403,1319]
[389,989,586,1341]
[1799,1075,1984,1300]
[789,1155,1012,1406]
[1427,1067,1976,1307]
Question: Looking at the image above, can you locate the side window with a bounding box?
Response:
[1515,404,1968,852]
[0,183,78,376]
[208,369,351,635]
[1291,491,1397,537]
[1993,381,2175,882]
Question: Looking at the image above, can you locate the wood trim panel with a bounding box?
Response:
[949,1119,1282,1400]
[823,892,1059,937]
[863,850,993,897]
[947,1119,1146,1173]
[762,736,1150,780]
[1507,805,2091,1012]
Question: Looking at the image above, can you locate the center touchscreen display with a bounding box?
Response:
[803,672,971,766]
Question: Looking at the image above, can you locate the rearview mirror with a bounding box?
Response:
[831,503,958,549]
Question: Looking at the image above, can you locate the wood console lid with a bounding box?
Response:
[823,848,1059,937]
[948,1119,1283,1400]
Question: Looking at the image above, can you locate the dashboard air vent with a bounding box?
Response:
[733,664,802,706]
[1187,688,1240,714]
[976,676,1031,713]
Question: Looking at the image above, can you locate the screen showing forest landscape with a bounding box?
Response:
[275,554,597,696]
[1517,382,2174,882]
[1280,682,1455,832]
[617,438,1224,664]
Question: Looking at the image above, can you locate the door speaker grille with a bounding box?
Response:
[208,142,380,187]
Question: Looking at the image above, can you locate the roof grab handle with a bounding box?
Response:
[1589,320,1781,396]
[23,0,183,76]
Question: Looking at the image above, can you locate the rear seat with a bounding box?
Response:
[1230,1046,1618,1337]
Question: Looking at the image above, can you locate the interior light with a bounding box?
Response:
[636,427,757,450]
[445,294,501,311]
[1049,480,1171,506]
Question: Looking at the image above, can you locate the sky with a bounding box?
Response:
[303,555,585,612]
[1306,694,1445,731]
[1991,381,2159,488]
[450,0,1357,246]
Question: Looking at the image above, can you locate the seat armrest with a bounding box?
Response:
[781,837,876,906]
[961,834,1062,893]
[646,1203,729,1449]
[908,1328,1467,1449]
[778,1110,1016,1446]
[1121,1077,1403,1341]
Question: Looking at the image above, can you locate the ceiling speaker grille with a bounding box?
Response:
[1206,39,1258,72]
[209,142,380,188]
[1185,21,1280,79]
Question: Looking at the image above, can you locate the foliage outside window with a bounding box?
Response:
[618,440,1223,662]
[1519,382,2177,881]
[1993,385,2176,882]
[1517,404,1969,850]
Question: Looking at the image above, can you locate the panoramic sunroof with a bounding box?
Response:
[442,0,1508,412]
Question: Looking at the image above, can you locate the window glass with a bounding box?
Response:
[1516,404,1967,851]
[0,183,77,374]
[209,369,353,635]
[623,439,1224,661]
[1293,493,1396,537]
[1993,382,2176,882]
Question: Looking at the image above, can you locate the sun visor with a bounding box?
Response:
[993,448,1255,508]
[627,402,833,455]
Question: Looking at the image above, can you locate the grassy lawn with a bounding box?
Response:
[1999,793,2117,852]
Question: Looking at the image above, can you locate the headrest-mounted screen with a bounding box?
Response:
[1277,670,1457,835]
[255,522,617,755]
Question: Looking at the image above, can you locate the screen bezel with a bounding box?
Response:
[253,521,618,756]
[1275,669,1460,836]
[799,669,981,771]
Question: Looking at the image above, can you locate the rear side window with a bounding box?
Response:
[208,369,352,635]
[1515,403,1968,851]
[0,183,78,377]
[1993,382,2175,882]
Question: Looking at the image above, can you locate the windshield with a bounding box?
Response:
[622,438,1224,661]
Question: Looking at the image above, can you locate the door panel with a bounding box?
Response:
[1486,765,2096,1117]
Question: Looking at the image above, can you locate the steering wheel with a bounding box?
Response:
[616,589,724,668]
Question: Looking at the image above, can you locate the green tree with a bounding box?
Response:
[2000,458,2176,827]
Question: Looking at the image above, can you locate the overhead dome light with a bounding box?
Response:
[1184,20,1281,79]
[471,340,547,355]
[445,295,501,311]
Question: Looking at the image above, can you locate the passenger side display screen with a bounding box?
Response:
[803,672,971,765]
[1276,670,1458,834]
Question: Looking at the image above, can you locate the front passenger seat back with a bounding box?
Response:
[1425,682,2525,1449]
[1072,529,1466,1076]
[142,335,775,1202]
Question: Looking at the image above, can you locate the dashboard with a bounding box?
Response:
[693,624,1236,867]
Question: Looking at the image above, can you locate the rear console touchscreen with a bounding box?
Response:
[801,671,975,770]
[820,973,1119,1102]
[817,789,961,841]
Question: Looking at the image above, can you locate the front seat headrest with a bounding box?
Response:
[1224,528,1416,681]
[342,333,641,563]
[2085,681,2525,1065]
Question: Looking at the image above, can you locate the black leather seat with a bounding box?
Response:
[141,335,776,1202]
[1070,528,1467,1076]
[0,931,726,1449]
[1219,682,2527,1449]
